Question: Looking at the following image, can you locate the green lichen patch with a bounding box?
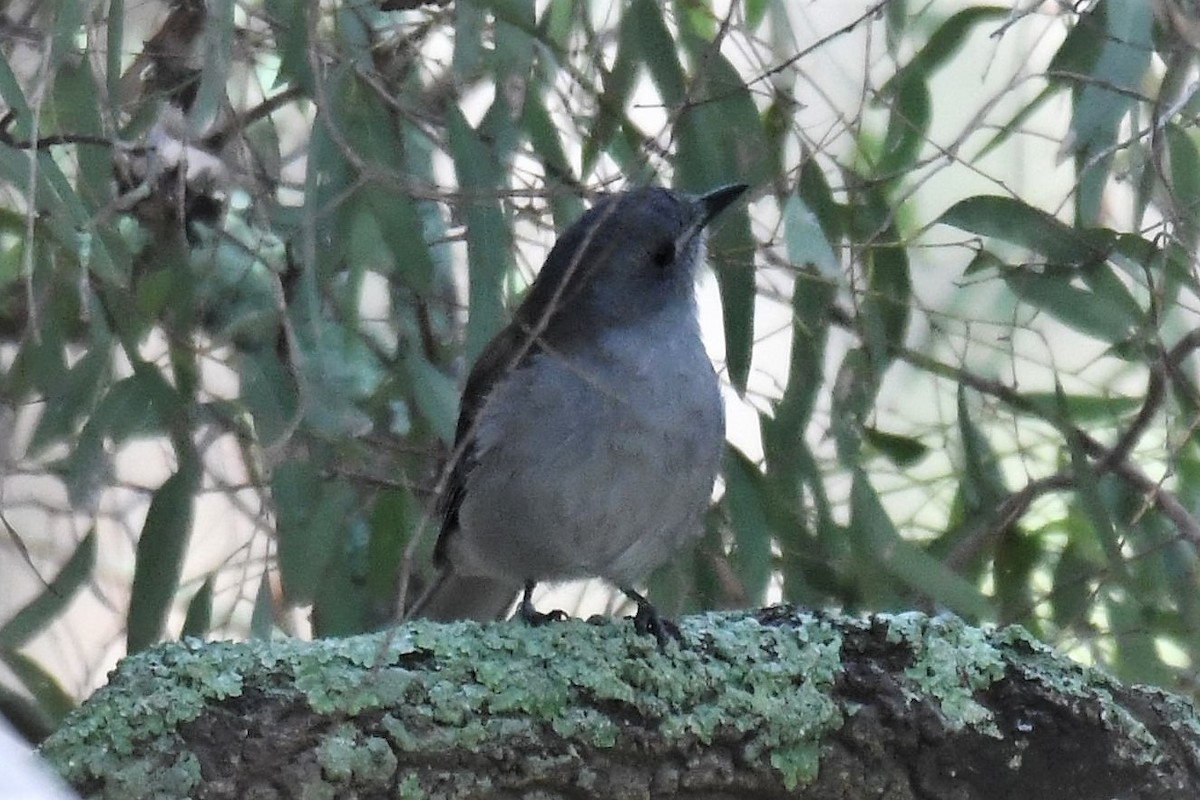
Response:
[882,611,1008,735]
[316,724,398,786]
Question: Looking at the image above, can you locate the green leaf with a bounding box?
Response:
[974,84,1056,160]
[883,6,1009,94]
[861,232,910,367]
[771,267,835,447]
[52,60,109,207]
[875,6,1009,174]
[708,207,755,395]
[27,345,109,456]
[453,0,485,76]
[864,427,930,467]
[957,386,1007,510]
[885,0,909,53]
[724,446,774,604]
[672,42,766,393]
[404,352,459,445]
[1003,266,1139,345]
[0,649,74,725]
[542,0,576,48]
[250,572,274,640]
[0,46,33,136]
[265,0,314,91]
[1050,538,1098,628]
[676,0,716,41]
[367,489,412,609]
[1164,124,1200,249]
[994,527,1041,627]
[830,347,875,463]
[629,0,686,106]
[782,192,838,276]
[938,195,1114,267]
[335,73,405,174]
[1057,1,1153,155]
[238,349,299,449]
[313,518,370,637]
[364,186,436,295]
[1060,386,1127,581]
[487,0,536,77]
[447,106,513,362]
[1016,393,1140,422]
[293,321,381,439]
[127,454,200,653]
[770,184,836,455]
[745,0,770,31]
[0,530,96,649]
[88,369,177,444]
[272,461,356,605]
[1106,593,1174,686]
[522,94,584,221]
[181,575,214,639]
[850,470,991,619]
[584,11,639,173]
[189,0,235,132]
[877,76,929,176]
[1059,1,1153,223]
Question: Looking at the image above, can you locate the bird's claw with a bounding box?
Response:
[518,583,568,626]
[624,589,682,649]
[520,603,569,626]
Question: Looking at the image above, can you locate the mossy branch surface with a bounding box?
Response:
[40,608,1200,799]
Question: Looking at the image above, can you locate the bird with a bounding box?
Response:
[409,183,748,643]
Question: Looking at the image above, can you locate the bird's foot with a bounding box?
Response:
[518,581,568,626]
[623,588,681,649]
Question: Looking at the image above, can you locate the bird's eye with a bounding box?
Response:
[651,241,675,268]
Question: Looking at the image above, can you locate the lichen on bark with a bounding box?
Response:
[39,608,1200,799]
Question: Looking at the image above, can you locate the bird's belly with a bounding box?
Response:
[452,339,723,587]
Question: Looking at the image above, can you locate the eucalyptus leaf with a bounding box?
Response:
[127,454,201,653]
[0,531,96,649]
[851,470,991,619]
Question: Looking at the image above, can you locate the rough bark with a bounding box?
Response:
[39,608,1200,799]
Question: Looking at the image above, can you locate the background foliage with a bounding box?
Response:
[2,0,1200,741]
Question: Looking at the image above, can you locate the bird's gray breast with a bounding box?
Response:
[450,304,724,587]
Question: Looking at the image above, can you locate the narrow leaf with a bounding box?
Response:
[272,461,355,604]
[250,572,274,640]
[939,195,1114,267]
[724,446,774,604]
[864,427,930,468]
[1003,267,1138,345]
[127,455,200,653]
[0,649,75,725]
[0,531,96,649]
[628,0,686,106]
[851,471,991,619]
[447,107,512,361]
[181,575,214,639]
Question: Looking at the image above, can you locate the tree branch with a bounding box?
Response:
[39,610,1200,799]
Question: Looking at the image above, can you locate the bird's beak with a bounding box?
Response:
[698,183,749,227]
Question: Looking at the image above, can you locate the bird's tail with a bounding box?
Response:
[406,570,521,622]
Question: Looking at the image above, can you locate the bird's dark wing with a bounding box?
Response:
[432,195,616,565]
[433,323,542,566]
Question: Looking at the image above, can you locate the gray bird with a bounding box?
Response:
[410,184,747,641]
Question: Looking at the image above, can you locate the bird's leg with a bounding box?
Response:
[622,588,681,647]
[517,580,568,625]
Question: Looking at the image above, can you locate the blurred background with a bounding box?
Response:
[2,0,1199,745]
